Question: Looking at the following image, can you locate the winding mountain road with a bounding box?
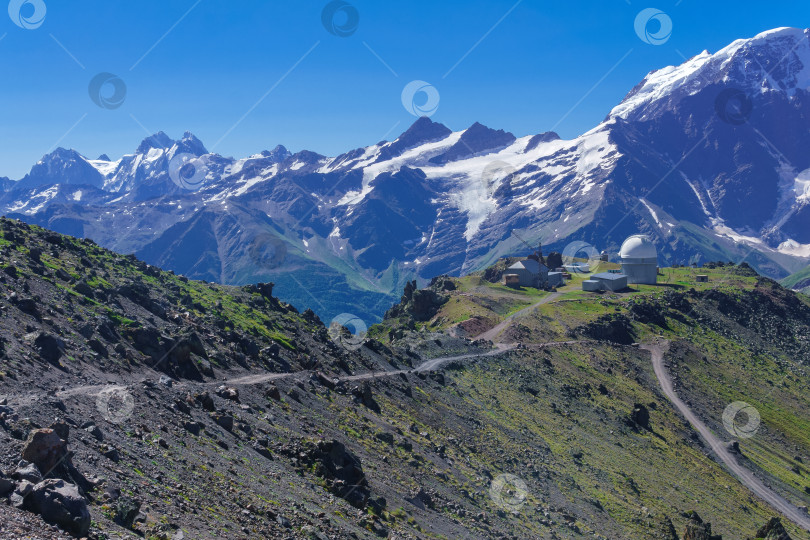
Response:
[641,343,810,531]
[7,292,807,533]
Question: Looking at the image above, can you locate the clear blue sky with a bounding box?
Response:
[1,0,808,178]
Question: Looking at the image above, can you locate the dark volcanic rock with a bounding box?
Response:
[754,517,792,540]
[34,333,64,364]
[628,403,651,430]
[384,277,451,322]
[576,314,636,345]
[29,479,91,537]
[682,511,721,540]
[285,439,375,510]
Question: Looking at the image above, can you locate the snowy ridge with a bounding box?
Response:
[611,27,810,121]
[0,26,809,313]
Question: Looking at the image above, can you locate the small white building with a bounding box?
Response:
[619,235,658,284]
[582,280,602,292]
[589,272,629,292]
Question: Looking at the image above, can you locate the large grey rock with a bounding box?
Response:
[10,480,34,509]
[13,460,43,483]
[29,479,91,537]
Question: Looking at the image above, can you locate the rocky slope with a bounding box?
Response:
[0,218,807,538]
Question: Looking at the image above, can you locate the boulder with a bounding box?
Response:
[183,421,203,436]
[10,480,34,509]
[14,460,43,483]
[114,496,141,529]
[73,280,95,297]
[754,517,792,540]
[21,428,67,474]
[29,479,91,537]
[296,439,371,509]
[34,333,64,364]
[629,403,650,430]
[211,413,234,431]
[48,419,70,441]
[85,425,103,441]
[682,511,720,540]
[195,392,215,411]
[266,385,281,401]
[215,385,239,401]
[0,472,14,496]
[102,447,120,463]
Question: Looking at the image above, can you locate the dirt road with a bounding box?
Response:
[642,343,810,531]
[474,291,561,342]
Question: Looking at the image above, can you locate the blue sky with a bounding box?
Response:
[1,0,808,178]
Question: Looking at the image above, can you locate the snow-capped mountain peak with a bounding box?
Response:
[611,27,810,122]
[2,28,810,323]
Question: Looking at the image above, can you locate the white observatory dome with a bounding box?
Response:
[619,235,657,260]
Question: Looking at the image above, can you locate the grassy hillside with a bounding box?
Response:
[781,263,810,294]
[0,218,805,539]
[374,262,810,538]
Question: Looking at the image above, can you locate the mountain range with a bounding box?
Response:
[3,27,810,323]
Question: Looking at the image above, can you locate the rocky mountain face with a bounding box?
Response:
[2,28,810,324]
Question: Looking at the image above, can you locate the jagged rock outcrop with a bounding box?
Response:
[752,517,792,540]
[575,314,636,345]
[683,511,722,540]
[384,276,454,322]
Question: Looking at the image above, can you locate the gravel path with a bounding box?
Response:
[642,342,810,531]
